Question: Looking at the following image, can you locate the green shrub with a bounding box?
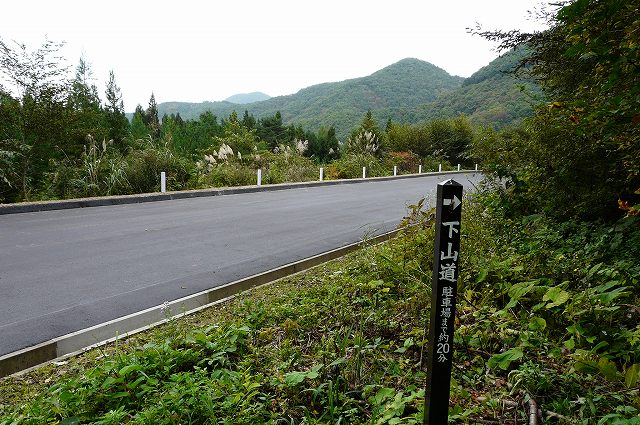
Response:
[197,162,256,188]
[326,153,388,179]
[262,150,317,184]
[383,151,420,174]
[419,156,454,173]
[41,137,129,199]
[124,138,192,193]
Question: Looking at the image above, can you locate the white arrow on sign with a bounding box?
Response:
[443,194,461,210]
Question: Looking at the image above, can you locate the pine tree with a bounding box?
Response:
[346,110,383,156]
[130,107,150,141]
[144,93,160,140]
[69,56,101,111]
[257,111,288,149]
[242,110,256,129]
[67,57,107,158]
[104,70,129,151]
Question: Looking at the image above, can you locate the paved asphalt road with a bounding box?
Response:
[0,173,482,355]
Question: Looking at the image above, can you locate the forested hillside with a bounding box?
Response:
[416,48,543,126]
[157,58,465,139]
[157,51,539,138]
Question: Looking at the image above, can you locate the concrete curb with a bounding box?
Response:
[0,228,400,378]
[0,170,477,215]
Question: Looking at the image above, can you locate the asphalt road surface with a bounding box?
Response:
[0,173,482,355]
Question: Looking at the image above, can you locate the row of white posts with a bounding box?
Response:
[159,163,479,192]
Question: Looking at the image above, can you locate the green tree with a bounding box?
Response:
[429,116,473,166]
[169,111,224,157]
[242,110,256,129]
[0,37,71,200]
[345,110,384,157]
[349,110,382,142]
[473,0,640,219]
[385,117,473,164]
[305,126,339,162]
[144,93,160,140]
[68,56,100,111]
[104,70,129,151]
[67,57,107,158]
[0,91,28,201]
[257,111,289,149]
[130,107,150,141]
[385,121,432,156]
[210,111,259,156]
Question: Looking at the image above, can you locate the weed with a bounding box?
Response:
[1,194,639,423]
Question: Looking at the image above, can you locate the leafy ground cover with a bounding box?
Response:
[1,189,639,424]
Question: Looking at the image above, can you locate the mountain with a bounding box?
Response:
[418,47,543,127]
[155,53,541,139]
[224,92,271,104]
[157,58,464,138]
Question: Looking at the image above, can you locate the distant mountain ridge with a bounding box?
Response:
[155,53,540,138]
[224,92,271,104]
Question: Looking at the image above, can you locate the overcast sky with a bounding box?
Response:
[1,1,554,112]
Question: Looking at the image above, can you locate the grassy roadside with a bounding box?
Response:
[1,190,639,424]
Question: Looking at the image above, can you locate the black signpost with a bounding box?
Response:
[424,179,463,425]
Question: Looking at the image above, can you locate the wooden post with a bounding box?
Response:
[424,179,463,425]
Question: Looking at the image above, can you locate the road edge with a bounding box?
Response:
[0,170,477,215]
[0,229,400,378]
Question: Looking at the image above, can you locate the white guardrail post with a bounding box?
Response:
[160,172,166,193]
[320,167,324,181]
[257,169,262,186]
[419,164,422,174]
[438,163,442,172]
[362,167,366,179]
[393,166,397,177]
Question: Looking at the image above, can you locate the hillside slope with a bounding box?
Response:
[157,58,464,138]
[380,48,543,128]
[424,47,543,127]
[156,52,542,138]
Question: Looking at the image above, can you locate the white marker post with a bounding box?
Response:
[257,169,262,186]
[320,167,324,181]
[419,165,422,174]
[457,164,461,171]
[160,172,166,193]
[362,167,366,179]
[439,164,442,172]
[475,164,478,171]
[393,166,397,177]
